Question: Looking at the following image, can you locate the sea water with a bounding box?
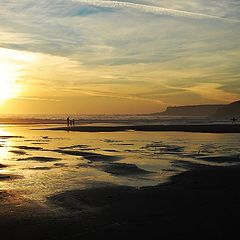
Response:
[0,124,239,203]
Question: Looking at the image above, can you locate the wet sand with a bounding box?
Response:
[1,163,240,239]
[47,124,240,133]
[1,125,240,239]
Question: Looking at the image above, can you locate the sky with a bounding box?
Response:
[0,0,240,114]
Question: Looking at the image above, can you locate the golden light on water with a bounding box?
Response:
[0,143,9,159]
[0,129,10,159]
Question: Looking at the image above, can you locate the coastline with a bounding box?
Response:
[45,124,240,133]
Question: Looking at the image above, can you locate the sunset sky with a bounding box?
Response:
[0,0,240,114]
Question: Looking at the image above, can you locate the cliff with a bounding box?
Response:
[214,100,240,118]
[152,104,224,116]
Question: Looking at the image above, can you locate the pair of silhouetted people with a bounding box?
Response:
[231,117,238,124]
[66,116,75,126]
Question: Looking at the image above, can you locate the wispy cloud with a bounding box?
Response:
[0,0,239,113]
[74,0,239,22]
[16,97,62,102]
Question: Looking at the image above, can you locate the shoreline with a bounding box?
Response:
[45,124,240,133]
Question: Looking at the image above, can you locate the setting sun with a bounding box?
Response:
[0,47,38,102]
[0,63,18,100]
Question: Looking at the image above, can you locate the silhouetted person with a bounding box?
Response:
[70,119,72,126]
[231,117,237,124]
[67,116,70,126]
[72,119,75,126]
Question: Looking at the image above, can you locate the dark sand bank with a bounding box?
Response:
[9,149,27,155]
[0,173,22,180]
[1,163,240,239]
[48,164,240,240]
[46,124,240,133]
[101,162,153,176]
[54,149,122,162]
[80,162,153,176]
[199,154,240,163]
[0,163,7,168]
[14,145,43,150]
[143,142,185,154]
[18,156,61,162]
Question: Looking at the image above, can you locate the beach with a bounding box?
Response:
[1,164,240,239]
[0,124,240,239]
[48,124,240,133]
[1,0,240,238]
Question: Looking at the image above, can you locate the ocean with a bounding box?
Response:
[0,114,231,125]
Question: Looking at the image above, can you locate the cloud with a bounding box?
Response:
[0,0,239,112]
[74,0,239,22]
[16,97,62,102]
[187,83,239,103]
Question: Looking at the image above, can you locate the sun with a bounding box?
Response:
[0,64,18,101]
[0,47,38,102]
[0,80,14,100]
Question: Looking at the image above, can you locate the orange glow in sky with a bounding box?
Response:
[0,1,239,114]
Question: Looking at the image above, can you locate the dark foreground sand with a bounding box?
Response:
[1,163,240,239]
[47,124,240,133]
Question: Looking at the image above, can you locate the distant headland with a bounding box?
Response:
[151,100,240,118]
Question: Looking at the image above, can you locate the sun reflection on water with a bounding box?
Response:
[0,129,11,159]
